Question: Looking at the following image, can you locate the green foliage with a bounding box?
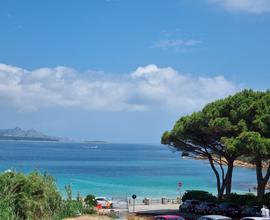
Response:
[222,131,270,159]
[261,192,270,207]
[161,131,171,145]
[163,89,270,156]
[220,193,257,206]
[182,191,259,206]
[65,184,73,200]
[0,171,97,220]
[55,199,83,219]
[55,198,96,219]
[54,185,96,219]
[0,196,18,220]
[0,171,61,220]
[182,190,216,202]
[84,194,97,207]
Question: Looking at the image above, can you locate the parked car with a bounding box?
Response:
[154,215,185,220]
[211,203,241,216]
[195,202,217,214]
[240,217,270,220]
[242,206,262,217]
[197,215,232,220]
[95,197,112,208]
[179,200,200,212]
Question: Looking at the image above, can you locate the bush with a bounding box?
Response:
[0,171,61,220]
[220,193,257,206]
[83,206,96,214]
[54,185,96,219]
[0,171,97,220]
[84,194,97,207]
[57,199,96,217]
[55,199,84,219]
[182,190,216,202]
[0,196,17,220]
[261,192,270,207]
[181,191,259,207]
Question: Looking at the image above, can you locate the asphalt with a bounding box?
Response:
[136,209,241,220]
[136,209,200,220]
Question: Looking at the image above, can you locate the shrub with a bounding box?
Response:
[261,192,270,207]
[182,191,258,206]
[182,190,216,202]
[83,206,96,214]
[0,171,97,220]
[54,185,96,219]
[220,193,257,206]
[55,199,84,219]
[84,194,97,207]
[0,171,61,220]
[0,196,17,220]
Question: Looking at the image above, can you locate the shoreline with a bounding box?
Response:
[192,155,269,169]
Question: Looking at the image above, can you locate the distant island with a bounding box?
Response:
[0,127,60,142]
[0,127,109,143]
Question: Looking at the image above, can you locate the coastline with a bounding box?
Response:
[192,155,269,169]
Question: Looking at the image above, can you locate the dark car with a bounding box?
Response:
[179,200,200,212]
[242,206,262,217]
[195,202,217,214]
[211,203,241,216]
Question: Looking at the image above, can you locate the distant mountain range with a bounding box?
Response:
[0,127,60,141]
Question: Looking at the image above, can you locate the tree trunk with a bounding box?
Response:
[257,181,266,201]
[207,154,223,199]
[225,159,234,195]
[212,156,235,197]
[206,154,236,199]
[256,157,265,200]
[256,157,270,201]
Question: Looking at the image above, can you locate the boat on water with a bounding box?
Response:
[82,145,98,149]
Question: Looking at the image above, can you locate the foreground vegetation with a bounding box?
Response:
[0,171,96,220]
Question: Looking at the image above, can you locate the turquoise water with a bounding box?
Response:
[0,141,256,198]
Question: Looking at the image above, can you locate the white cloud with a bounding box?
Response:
[153,39,202,50]
[0,63,239,113]
[209,0,270,14]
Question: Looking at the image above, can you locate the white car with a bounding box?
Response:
[197,215,232,220]
[95,197,112,208]
[241,218,270,220]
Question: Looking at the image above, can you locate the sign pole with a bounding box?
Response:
[132,194,137,213]
[178,181,182,203]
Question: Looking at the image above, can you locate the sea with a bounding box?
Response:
[0,141,257,198]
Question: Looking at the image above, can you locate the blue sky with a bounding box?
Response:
[0,0,270,143]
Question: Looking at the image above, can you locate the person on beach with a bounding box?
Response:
[261,205,270,217]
